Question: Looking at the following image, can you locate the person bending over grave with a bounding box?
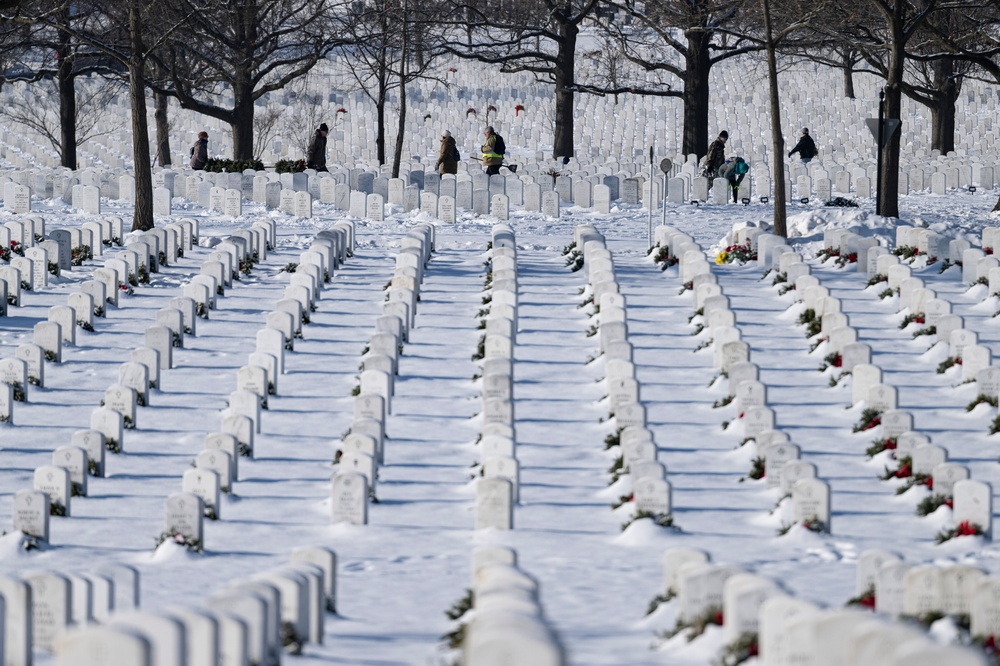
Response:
[189,131,209,170]
[717,156,749,203]
[701,130,728,180]
[436,130,459,175]
[481,125,505,176]
[788,127,817,164]
[306,123,329,172]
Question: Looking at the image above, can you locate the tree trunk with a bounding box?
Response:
[880,24,905,219]
[57,29,77,170]
[929,58,958,154]
[552,20,577,159]
[392,5,407,179]
[128,2,154,232]
[843,64,855,99]
[376,82,386,167]
[681,32,711,158]
[761,0,786,237]
[230,96,255,161]
[154,89,171,167]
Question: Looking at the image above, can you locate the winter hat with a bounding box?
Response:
[802,127,809,134]
[719,130,729,140]
[442,130,452,138]
[486,126,495,134]
[318,123,329,132]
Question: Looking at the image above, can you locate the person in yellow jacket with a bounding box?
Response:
[481,126,504,175]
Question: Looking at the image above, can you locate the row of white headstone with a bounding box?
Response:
[660,546,990,665]
[54,545,338,666]
[9,217,208,547]
[0,563,140,663]
[461,545,565,664]
[662,224,833,532]
[473,224,519,530]
[332,222,433,525]
[749,225,994,541]
[573,224,673,522]
[168,220,347,551]
[798,225,997,539]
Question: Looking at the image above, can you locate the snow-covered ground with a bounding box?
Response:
[0,180,995,665]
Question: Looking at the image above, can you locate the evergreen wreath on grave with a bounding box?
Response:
[48,261,59,276]
[878,286,896,300]
[892,245,920,261]
[771,271,787,286]
[281,262,297,273]
[10,240,23,257]
[515,104,525,116]
[911,324,936,339]
[154,531,202,553]
[620,510,675,531]
[970,634,1000,660]
[106,438,121,454]
[659,605,723,641]
[711,394,734,409]
[70,245,93,266]
[878,455,912,481]
[844,584,876,609]
[916,493,953,516]
[746,456,765,480]
[678,280,693,295]
[646,590,673,615]
[865,436,897,457]
[936,520,985,543]
[796,308,821,338]
[866,273,888,287]
[894,469,931,494]
[967,393,999,411]
[88,458,99,476]
[610,493,633,510]
[274,159,304,173]
[714,631,759,666]
[8,381,24,402]
[603,427,622,449]
[777,516,825,535]
[818,353,842,372]
[281,621,303,655]
[937,356,962,374]
[852,408,882,432]
[49,500,66,517]
[824,196,859,208]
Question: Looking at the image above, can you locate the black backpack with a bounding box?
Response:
[453,146,460,161]
[493,134,506,156]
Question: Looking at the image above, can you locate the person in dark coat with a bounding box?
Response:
[189,131,208,170]
[717,157,749,203]
[788,128,817,164]
[436,130,458,175]
[306,123,329,171]
[703,130,728,179]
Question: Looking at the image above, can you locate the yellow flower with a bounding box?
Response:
[716,251,728,264]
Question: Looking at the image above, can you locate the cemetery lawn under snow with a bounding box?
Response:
[0,181,998,663]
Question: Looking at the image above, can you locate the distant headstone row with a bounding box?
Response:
[54,545,336,666]
[752,224,992,543]
[573,224,673,529]
[333,222,434,525]
[658,546,989,664]
[473,225,518,530]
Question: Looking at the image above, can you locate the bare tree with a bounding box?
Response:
[0,2,126,169]
[337,0,445,172]
[152,0,349,161]
[0,76,126,155]
[439,0,601,159]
